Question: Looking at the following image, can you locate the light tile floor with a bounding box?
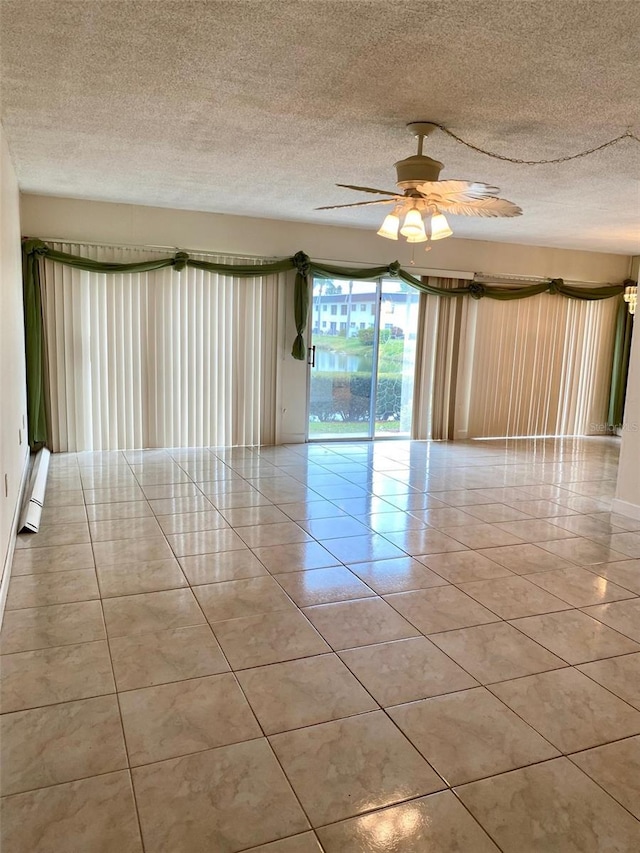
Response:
[1,437,640,852]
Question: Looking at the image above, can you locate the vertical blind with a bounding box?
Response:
[42,244,279,451]
[465,292,618,437]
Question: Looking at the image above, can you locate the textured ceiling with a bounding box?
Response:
[1,0,639,253]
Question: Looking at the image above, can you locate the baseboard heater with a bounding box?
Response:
[19,447,51,533]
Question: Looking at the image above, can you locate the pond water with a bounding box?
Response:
[315,350,373,373]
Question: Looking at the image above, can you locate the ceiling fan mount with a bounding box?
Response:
[395,122,443,189]
[316,120,522,245]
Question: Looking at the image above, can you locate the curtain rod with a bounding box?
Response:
[38,237,277,262]
[474,272,617,288]
[37,237,474,280]
[37,237,618,287]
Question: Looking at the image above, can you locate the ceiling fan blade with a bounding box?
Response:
[315,199,398,210]
[336,183,400,197]
[436,197,523,217]
[417,180,501,203]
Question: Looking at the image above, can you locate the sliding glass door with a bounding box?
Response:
[307,277,419,439]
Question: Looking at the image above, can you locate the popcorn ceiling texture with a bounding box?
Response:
[1,0,638,253]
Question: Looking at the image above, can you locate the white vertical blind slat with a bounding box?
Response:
[42,245,278,451]
[466,293,618,438]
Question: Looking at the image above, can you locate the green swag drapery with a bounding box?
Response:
[21,239,631,449]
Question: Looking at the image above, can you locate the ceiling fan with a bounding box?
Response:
[316,122,522,245]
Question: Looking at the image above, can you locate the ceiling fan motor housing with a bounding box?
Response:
[395,154,444,190]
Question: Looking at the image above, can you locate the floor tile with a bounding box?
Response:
[6,568,99,609]
[490,667,640,752]
[0,771,143,853]
[180,550,268,584]
[456,576,570,619]
[237,654,377,734]
[438,524,524,549]
[84,485,145,504]
[10,543,95,576]
[317,790,500,852]
[274,566,375,606]
[582,597,640,642]
[166,528,248,557]
[0,600,105,654]
[212,610,330,669]
[270,711,444,826]
[571,736,640,819]
[510,609,640,663]
[383,528,469,556]
[463,503,532,523]
[132,739,309,852]
[89,516,163,542]
[0,640,114,712]
[109,624,229,691]
[476,543,575,574]
[419,550,513,583]
[456,757,640,853]
[589,558,640,594]
[430,621,566,683]
[346,557,448,594]
[1,695,127,796]
[220,505,291,527]
[389,687,559,785]
[339,637,477,706]
[39,504,88,526]
[93,536,174,567]
[234,521,311,549]
[322,534,408,564]
[86,500,153,521]
[538,536,629,565]
[119,673,261,765]
[244,834,323,852]
[384,586,498,634]
[410,507,480,527]
[302,516,372,539]
[102,588,205,637]
[96,558,188,597]
[304,597,420,649]
[193,576,296,621]
[526,565,635,606]
[278,499,349,521]
[495,519,577,542]
[141,482,199,500]
[156,509,229,534]
[251,541,341,573]
[577,652,640,709]
[148,495,213,515]
[16,523,90,549]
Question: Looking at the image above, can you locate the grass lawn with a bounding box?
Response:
[308,420,409,437]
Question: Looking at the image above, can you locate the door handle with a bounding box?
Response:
[307,345,316,367]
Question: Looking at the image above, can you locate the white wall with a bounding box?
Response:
[0,125,29,612]
[613,257,640,519]
[21,194,630,282]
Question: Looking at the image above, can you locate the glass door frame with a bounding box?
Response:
[306,275,415,442]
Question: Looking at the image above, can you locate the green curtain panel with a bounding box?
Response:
[608,296,635,428]
[21,239,628,449]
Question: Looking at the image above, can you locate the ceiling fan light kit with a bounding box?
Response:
[318,121,522,249]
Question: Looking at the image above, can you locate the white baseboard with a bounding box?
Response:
[611,497,640,521]
[0,451,31,630]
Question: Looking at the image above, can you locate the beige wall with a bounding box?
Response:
[0,125,29,605]
[19,192,633,447]
[21,194,630,282]
[613,257,640,518]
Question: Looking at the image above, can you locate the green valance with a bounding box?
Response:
[21,239,630,449]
